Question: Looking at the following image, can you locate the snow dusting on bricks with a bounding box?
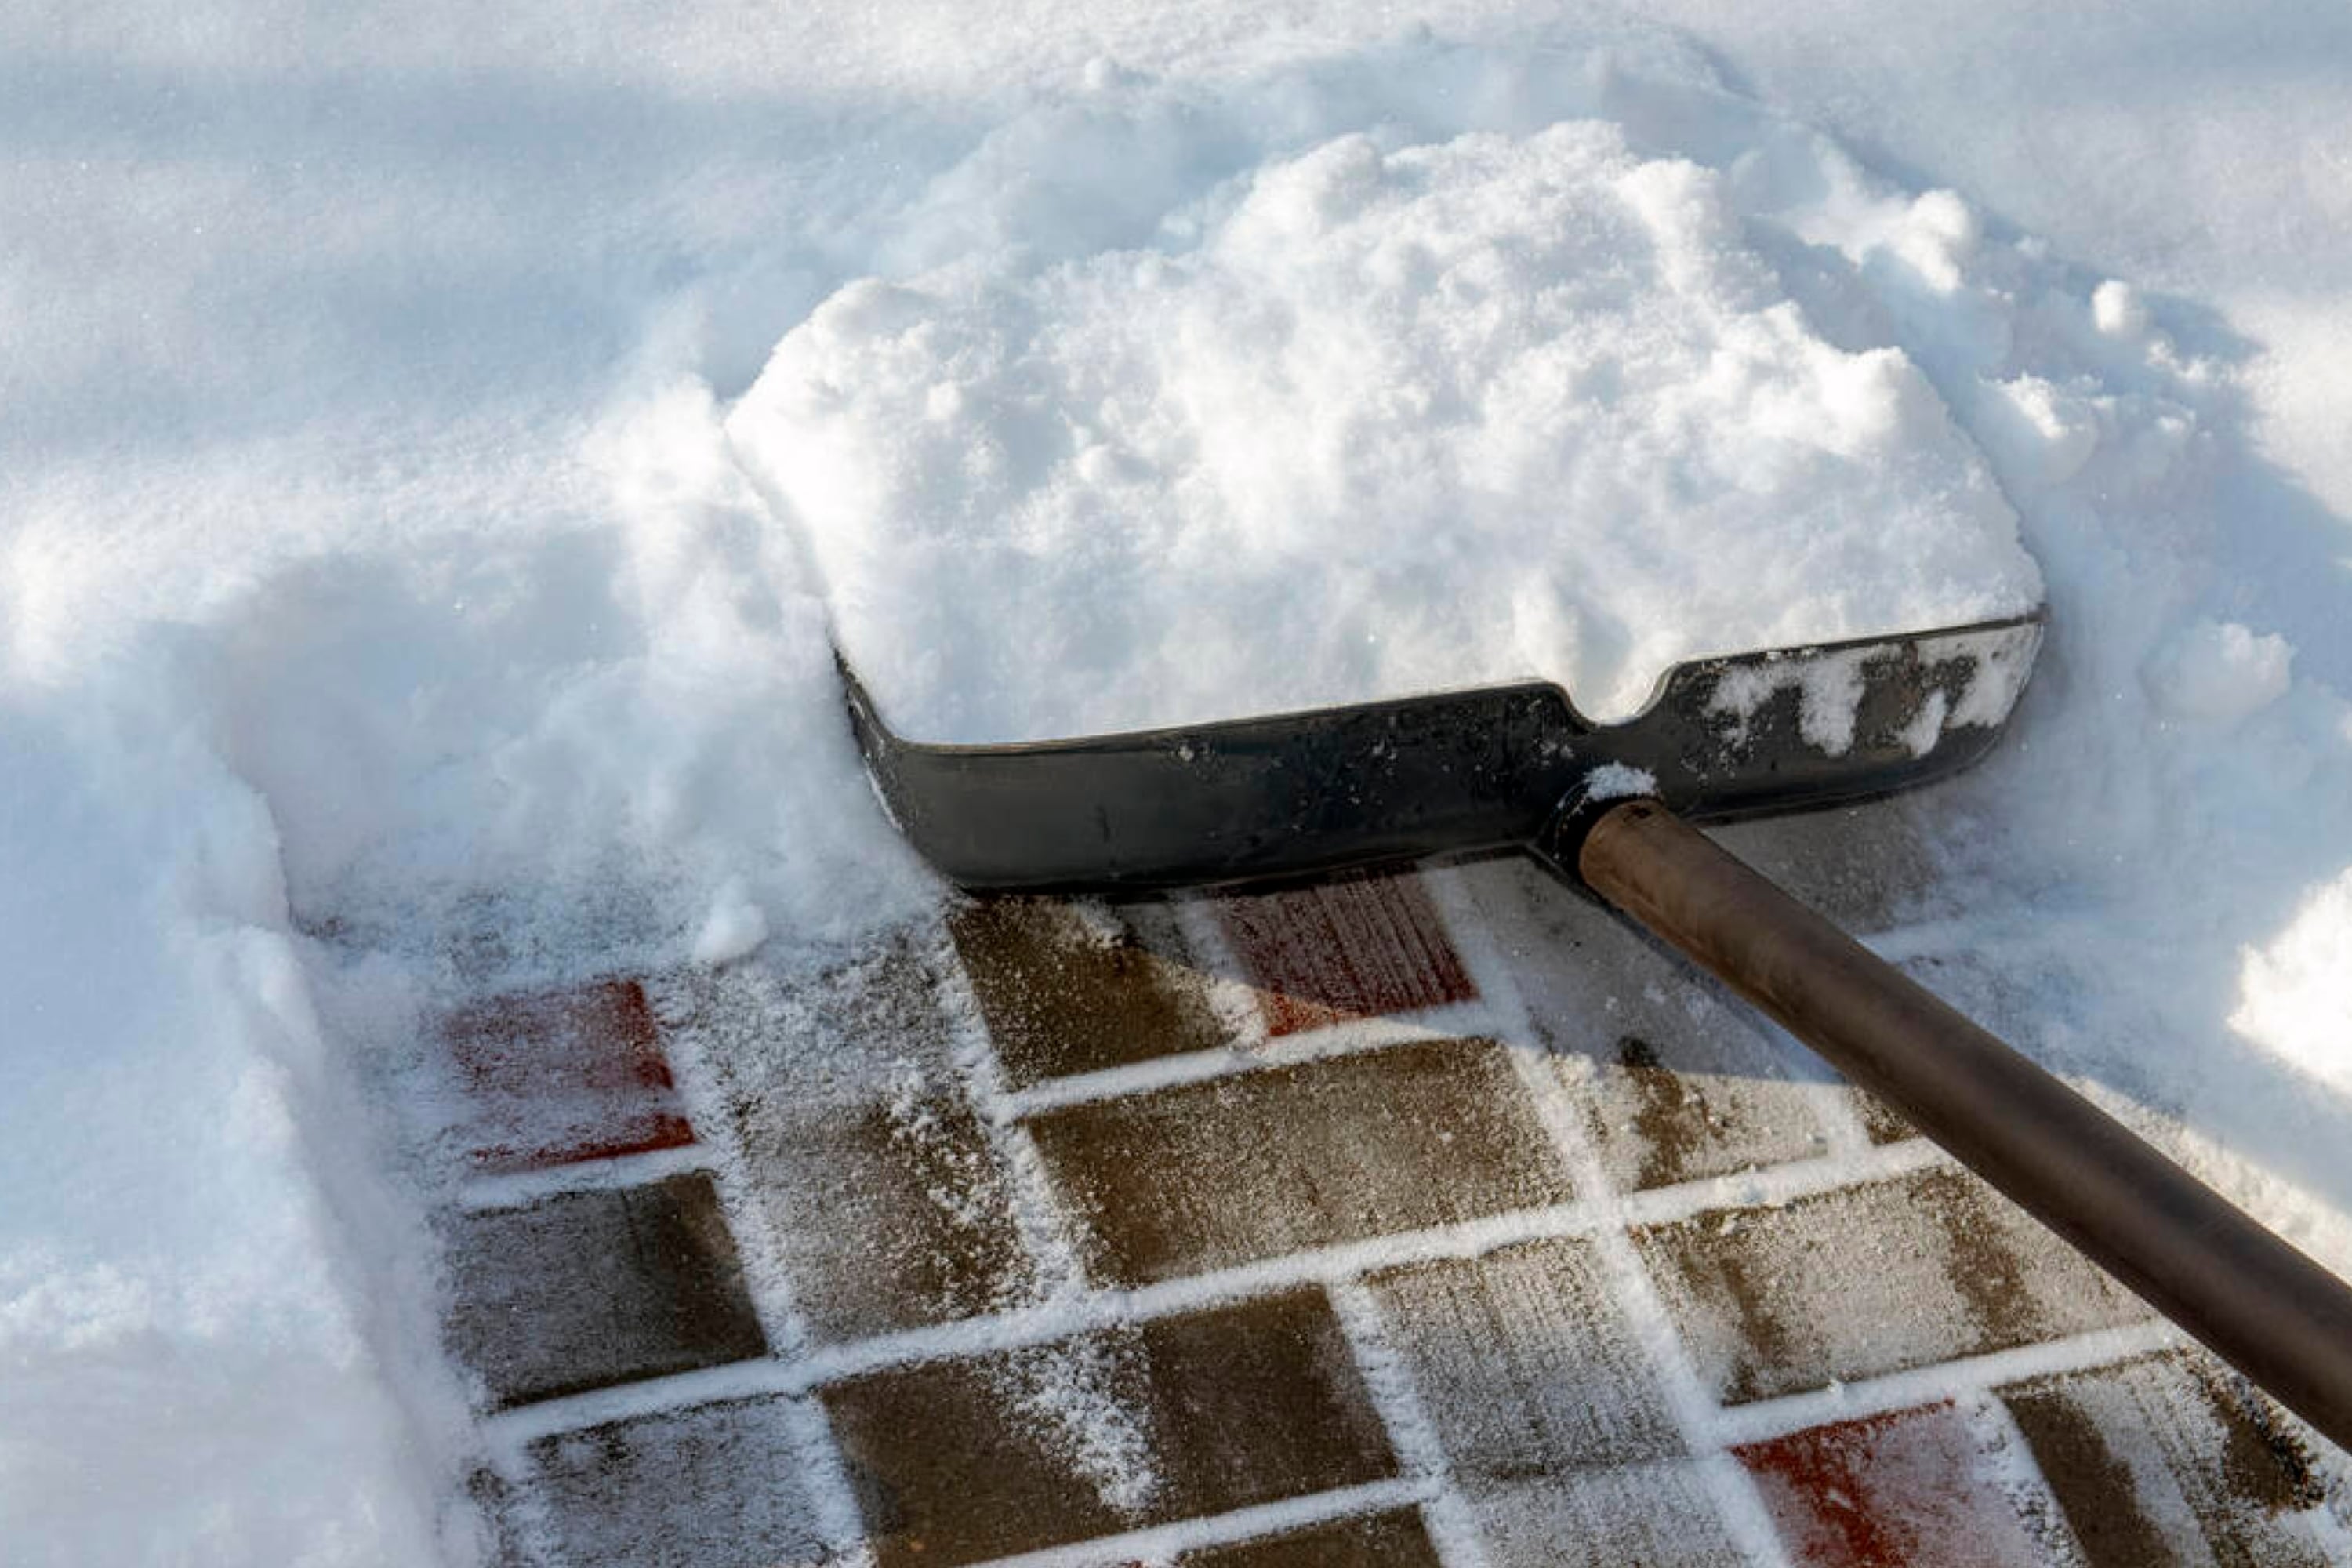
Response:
[1637,1165,2149,1405]
[950,895,1230,1085]
[662,939,1045,1342]
[1472,1462,1744,1568]
[387,834,2350,1565]
[1461,858,1840,1188]
[1026,1038,1577,1287]
[822,1292,1397,1566]
[1364,1239,1682,1475]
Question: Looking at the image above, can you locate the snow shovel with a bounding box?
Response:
[840,610,2352,1453]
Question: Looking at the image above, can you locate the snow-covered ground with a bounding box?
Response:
[4,2,2350,1561]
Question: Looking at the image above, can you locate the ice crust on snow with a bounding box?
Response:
[731,118,2041,743]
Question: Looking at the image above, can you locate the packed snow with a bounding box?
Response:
[730,114,2038,741]
[5,4,2352,1564]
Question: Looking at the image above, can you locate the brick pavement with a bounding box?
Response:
[390,831,2349,1566]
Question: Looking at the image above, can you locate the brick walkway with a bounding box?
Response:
[400,824,2349,1566]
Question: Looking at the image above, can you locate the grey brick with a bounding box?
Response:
[1474,1463,1744,1568]
[658,945,1042,1342]
[443,1172,768,1409]
[1367,1239,1680,1475]
[524,1398,832,1568]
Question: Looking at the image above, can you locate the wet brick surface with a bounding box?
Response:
[1637,1165,2148,1403]
[443,1171,768,1408]
[822,1290,1396,1567]
[1028,1038,1576,1286]
[951,895,1230,1084]
[1214,871,1477,1036]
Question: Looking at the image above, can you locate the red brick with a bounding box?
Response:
[823,1291,1396,1566]
[1737,1403,2048,1567]
[1214,872,1476,1036]
[1029,1039,1575,1287]
[441,979,694,1174]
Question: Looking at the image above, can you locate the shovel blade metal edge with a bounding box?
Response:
[844,612,2044,892]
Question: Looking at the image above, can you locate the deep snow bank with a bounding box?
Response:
[732,114,2038,742]
[0,697,459,1563]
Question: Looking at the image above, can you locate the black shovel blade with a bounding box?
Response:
[844,612,2044,892]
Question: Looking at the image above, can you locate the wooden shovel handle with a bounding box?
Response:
[1571,798,2352,1453]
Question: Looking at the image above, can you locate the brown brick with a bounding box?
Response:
[2001,1352,2333,1567]
[1460,858,1833,1189]
[523,1398,832,1568]
[824,1291,1396,1567]
[659,946,1043,1342]
[443,1172,768,1408]
[1178,1509,1440,1566]
[1214,872,1476,1036]
[1636,1167,2147,1404]
[950,895,1229,1085]
[1736,1403,2050,1567]
[1030,1039,1575,1287]
[440,979,695,1173]
[1473,1463,1743,1567]
[1367,1239,1679,1475]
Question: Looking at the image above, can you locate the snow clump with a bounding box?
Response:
[731,119,2040,743]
